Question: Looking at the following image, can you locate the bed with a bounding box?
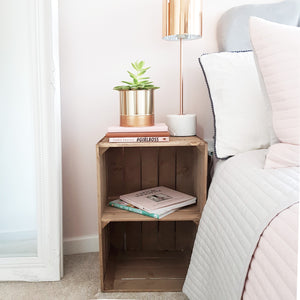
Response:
[183,1,300,299]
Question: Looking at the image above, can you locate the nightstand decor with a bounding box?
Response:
[114,60,159,127]
[162,0,202,136]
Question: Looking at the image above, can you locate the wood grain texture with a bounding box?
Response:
[140,147,159,251]
[176,146,195,195]
[103,250,189,292]
[158,221,176,250]
[107,147,124,199]
[158,147,176,188]
[142,221,159,251]
[110,222,125,251]
[101,205,200,226]
[123,148,143,251]
[176,221,197,251]
[124,148,141,193]
[125,222,142,251]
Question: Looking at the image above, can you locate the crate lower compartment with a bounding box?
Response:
[103,249,191,292]
[100,221,197,292]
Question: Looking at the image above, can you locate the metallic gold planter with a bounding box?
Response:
[119,90,154,127]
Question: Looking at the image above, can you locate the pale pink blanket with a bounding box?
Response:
[183,150,299,300]
[243,203,298,300]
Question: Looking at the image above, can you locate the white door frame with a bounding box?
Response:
[0,0,62,281]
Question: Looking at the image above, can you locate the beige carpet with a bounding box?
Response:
[0,253,187,300]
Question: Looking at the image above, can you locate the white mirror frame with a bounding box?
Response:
[0,0,62,281]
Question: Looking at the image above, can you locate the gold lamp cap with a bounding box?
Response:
[162,0,202,41]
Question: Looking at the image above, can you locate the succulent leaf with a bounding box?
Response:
[113,60,159,90]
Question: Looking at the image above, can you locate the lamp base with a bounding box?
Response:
[166,114,196,136]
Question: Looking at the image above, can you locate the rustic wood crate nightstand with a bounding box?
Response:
[96,136,207,292]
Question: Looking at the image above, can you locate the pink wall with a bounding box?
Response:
[59,0,277,239]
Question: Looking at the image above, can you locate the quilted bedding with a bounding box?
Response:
[243,202,298,300]
[183,149,299,300]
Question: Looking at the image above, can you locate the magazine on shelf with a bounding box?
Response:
[119,186,196,213]
[108,199,177,219]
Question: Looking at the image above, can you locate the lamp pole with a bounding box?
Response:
[180,37,183,115]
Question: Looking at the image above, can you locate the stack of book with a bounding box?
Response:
[106,123,170,143]
[109,186,196,219]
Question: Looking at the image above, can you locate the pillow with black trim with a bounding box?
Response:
[199,50,277,159]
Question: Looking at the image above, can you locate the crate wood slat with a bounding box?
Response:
[157,148,177,250]
[176,146,195,195]
[107,147,124,199]
[176,221,197,251]
[158,221,176,250]
[124,148,141,193]
[125,222,142,251]
[110,222,125,251]
[122,148,142,251]
[96,136,207,292]
[142,221,159,251]
[158,147,176,188]
[141,147,159,251]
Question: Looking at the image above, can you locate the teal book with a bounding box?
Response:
[109,199,176,219]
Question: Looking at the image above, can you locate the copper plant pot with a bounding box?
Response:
[119,89,154,127]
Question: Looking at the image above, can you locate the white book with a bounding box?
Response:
[150,198,196,214]
[109,137,169,143]
[120,186,196,213]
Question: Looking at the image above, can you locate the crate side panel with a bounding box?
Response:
[194,145,208,215]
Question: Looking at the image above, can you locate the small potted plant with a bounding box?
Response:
[114,60,159,127]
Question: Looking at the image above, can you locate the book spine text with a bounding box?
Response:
[109,137,169,143]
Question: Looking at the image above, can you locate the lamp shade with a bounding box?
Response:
[162,0,202,40]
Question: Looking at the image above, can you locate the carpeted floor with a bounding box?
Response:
[0,253,187,300]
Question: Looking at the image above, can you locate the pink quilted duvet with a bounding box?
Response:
[243,203,298,300]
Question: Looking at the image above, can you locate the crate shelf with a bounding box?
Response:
[96,136,207,292]
[101,205,201,228]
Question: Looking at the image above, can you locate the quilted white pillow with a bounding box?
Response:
[200,51,277,159]
[250,17,300,168]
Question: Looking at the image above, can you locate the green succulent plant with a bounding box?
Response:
[113,60,159,91]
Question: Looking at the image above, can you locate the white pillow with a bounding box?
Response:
[200,51,277,159]
[249,17,300,168]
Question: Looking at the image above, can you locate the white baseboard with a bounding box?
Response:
[63,234,99,255]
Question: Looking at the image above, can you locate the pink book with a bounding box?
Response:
[107,123,168,133]
[120,186,196,213]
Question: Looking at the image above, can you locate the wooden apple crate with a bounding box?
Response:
[96,136,207,292]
